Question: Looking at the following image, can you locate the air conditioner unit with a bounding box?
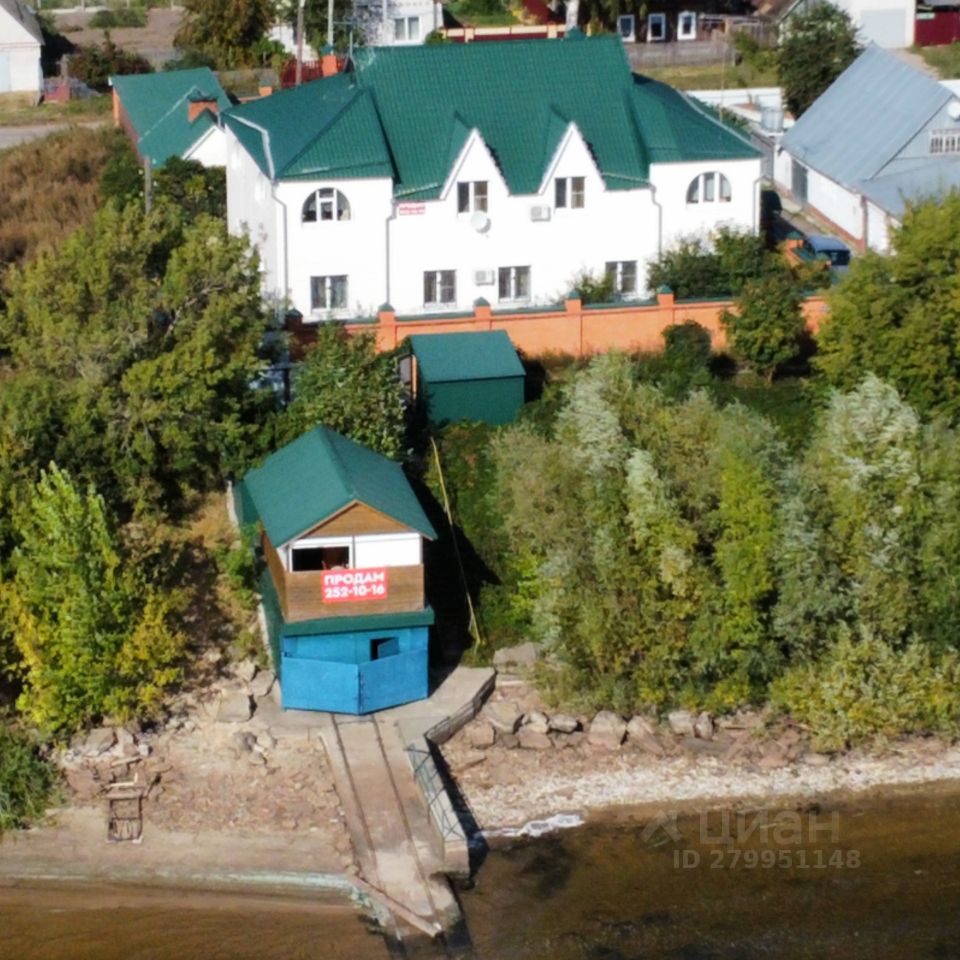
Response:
[474,269,495,285]
[530,205,552,222]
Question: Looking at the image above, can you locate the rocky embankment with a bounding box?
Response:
[440,645,960,830]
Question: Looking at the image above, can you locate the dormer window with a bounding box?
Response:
[555,176,585,209]
[457,181,488,213]
[686,172,731,204]
[303,188,351,222]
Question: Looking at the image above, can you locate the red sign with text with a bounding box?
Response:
[321,568,388,603]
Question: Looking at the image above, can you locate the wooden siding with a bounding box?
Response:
[263,532,425,621]
[284,564,426,622]
[301,502,412,539]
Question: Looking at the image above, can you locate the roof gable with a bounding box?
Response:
[0,0,42,44]
[782,45,954,187]
[242,427,437,546]
[409,331,526,383]
[111,68,231,167]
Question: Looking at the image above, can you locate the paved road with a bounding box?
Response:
[0,120,105,152]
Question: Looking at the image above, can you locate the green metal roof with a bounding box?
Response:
[241,426,437,547]
[409,331,525,384]
[224,36,758,195]
[111,68,231,167]
[223,72,394,180]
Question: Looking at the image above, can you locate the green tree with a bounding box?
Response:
[777,5,862,118]
[0,723,59,832]
[646,228,772,299]
[68,36,152,92]
[174,0,274,67]
[274,324,407,459]
[721,268,806,382]
[3,465,187,734]
[0,202,273,515]
[816,192,960,420]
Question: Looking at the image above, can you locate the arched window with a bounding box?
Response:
[686,172,732,204]
[302,188,351,222]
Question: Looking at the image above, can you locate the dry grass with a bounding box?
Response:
[0,125,120,268]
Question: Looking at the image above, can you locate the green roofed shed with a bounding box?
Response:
[408,331,525,426]
[240,426,436,547]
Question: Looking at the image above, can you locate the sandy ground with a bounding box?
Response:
[54,8,182,61]
[0,674,357,891]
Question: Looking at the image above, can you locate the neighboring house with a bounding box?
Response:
[355,0,440,44]
[234,426,437,714]
[110,68,232,168]
[774,45,960,253]
[758,0,915,48]
[223,34,761,321]
[0,0,42,100]
[405,331,527,426]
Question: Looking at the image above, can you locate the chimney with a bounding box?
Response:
[188,96,219,123]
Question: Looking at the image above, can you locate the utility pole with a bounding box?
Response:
[296,0,306,86]
[144,157,153,214]
[327,0,334,49]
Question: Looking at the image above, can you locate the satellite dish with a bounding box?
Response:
[470,210,491,233]
[949,100,960,121]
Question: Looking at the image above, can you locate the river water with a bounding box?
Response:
[2,785,959,960]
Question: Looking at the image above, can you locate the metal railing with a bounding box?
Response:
[406,742,467,846]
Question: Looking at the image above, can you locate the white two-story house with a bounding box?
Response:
[224,34,762,320]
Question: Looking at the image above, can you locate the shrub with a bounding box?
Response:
[569,269,616,304]
[772,632,960,750]
[0,722,59,832]
[89,7,147,29]
[68,37,152,92]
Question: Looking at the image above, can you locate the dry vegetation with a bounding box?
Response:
[0,126,121,267]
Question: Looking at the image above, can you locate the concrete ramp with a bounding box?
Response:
[316,666,494,940]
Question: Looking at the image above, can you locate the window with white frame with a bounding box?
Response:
[555,176,585,209]
[290,538,351,571]
[457,180,488,213]
[930,129,960,155]
[424,270,456,306]
[686,172,731,204]
[394,15,420,40]
[498,265,531,302]
[302,187,351,222]
[310,275,348,312]
[605,260,638,296]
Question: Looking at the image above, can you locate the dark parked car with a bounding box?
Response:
[802,235,852,273]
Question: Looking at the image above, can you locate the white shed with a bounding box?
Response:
[0,0,42,100]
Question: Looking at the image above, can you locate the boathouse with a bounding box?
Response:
[235,427,437,713]
[406,330,526,426]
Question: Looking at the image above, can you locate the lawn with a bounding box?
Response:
[0,95,111,128]
[916,42,960,78]
[640,61,779,90]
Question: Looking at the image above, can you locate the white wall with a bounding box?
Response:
[649,158,761,252]
[226,126,283,311]
[227,123,763,317]
[773,148,864,243]
[277,174,393,319]
[185,125,227,167]
[362,0,438,45]
[835,0,914,47]
[0,37,42,97]
[865,200,894,253]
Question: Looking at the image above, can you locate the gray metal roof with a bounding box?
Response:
[781,45,953,188]
[857,158,960,218]
[0,0,43,44]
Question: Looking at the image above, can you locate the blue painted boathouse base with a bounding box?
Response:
[281,624,430,714]
[259,568,434,714]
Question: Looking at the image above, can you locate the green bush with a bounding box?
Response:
[772,632,960,750]
[68,37,152,92]
[89,7,147,29]
[0,723,59,832]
